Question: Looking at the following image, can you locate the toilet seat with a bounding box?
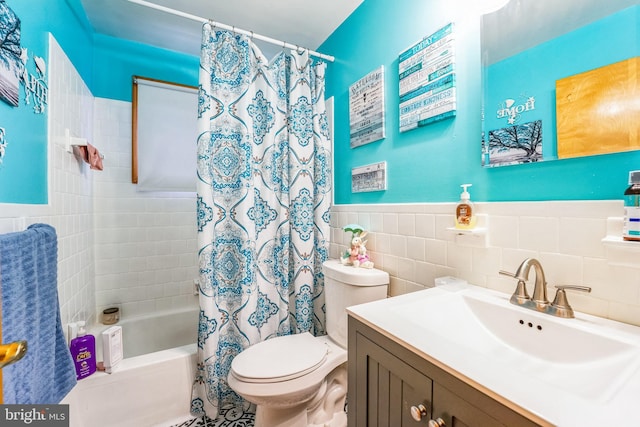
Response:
[231,332,328,383]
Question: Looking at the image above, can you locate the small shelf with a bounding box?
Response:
[601,236,640,267]
[445,226,488,248]
[602,236,640,250]
[446,227,487,236]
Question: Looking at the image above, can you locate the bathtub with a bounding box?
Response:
[61,308,199,427]
[118,308,198,359]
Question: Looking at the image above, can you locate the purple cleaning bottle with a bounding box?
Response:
[70,321,96,380]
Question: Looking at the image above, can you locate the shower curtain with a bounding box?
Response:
[191,25,332,419]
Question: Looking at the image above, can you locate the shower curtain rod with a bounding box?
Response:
[126,0,335,62]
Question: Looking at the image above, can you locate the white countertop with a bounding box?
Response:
[347,284,640,427]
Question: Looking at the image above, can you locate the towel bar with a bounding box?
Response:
[64,128,105,159]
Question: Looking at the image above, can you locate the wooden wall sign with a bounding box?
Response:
[556,57,639,159]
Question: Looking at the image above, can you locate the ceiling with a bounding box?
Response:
[79,0,364,59]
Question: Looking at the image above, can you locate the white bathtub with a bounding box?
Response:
[118,308,198,359]
[62,308,199,427]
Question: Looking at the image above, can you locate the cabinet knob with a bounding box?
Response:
[428,418,446,427]
[410,404,428,421]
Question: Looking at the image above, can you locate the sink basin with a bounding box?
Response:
[390,286,640,402]
[463,293,636,364]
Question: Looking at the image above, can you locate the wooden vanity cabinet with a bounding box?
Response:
[348,316,540,427]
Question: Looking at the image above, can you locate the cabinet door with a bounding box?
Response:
[354,333,433,427]
[432,383,507,427]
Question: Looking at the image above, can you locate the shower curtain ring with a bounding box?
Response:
[250,30,254,40]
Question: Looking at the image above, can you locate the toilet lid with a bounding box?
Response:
[231,332,328,383]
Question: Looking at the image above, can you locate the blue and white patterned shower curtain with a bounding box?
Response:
[191,25,332,418]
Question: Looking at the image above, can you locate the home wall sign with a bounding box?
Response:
[496,95,536,125]
[20,49,48,114]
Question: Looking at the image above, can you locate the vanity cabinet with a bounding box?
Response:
[348,316,540,427]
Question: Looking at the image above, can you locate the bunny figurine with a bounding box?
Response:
[341,231,374,268]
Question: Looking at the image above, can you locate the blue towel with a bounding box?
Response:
[0,223,77,403]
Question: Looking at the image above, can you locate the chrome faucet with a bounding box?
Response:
[500,258,591,318]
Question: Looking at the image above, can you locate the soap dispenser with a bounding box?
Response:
[455,184,477,230]
[70,321,96,380]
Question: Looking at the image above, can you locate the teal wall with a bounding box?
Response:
[3,0,638,205]
[0,0,198,204]
[0,0,92,204]
[92,34,198,101]
[321,0,640,203]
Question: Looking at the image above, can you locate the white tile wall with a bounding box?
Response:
[92,97,198,319]
[330,201,640,327]
[0,36,198,332]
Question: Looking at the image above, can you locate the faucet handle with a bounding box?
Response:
[555,285,592,293]
[510,280,530,305]
[499,271,530,304]
[550,285,592,318]
[499,270,516,278]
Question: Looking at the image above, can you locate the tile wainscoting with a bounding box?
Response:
[330,201,640,327]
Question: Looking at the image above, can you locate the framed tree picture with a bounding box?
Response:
[484,120,542,167]
[0,0,22,107]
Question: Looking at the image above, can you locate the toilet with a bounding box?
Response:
[227,259,389,427]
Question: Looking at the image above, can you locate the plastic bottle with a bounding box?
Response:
[70,321,96,380]
[455,184,477,230]
[623,171,640,242]
[102,326,123,374]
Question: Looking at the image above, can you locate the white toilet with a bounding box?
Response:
[227,259,389,427]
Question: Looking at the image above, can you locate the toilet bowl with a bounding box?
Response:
[227,259,389,427]
[228,333,347,427]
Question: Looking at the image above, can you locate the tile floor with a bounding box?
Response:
[170,405,255,427]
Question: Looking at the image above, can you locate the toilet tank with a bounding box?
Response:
[322,259,389,348]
